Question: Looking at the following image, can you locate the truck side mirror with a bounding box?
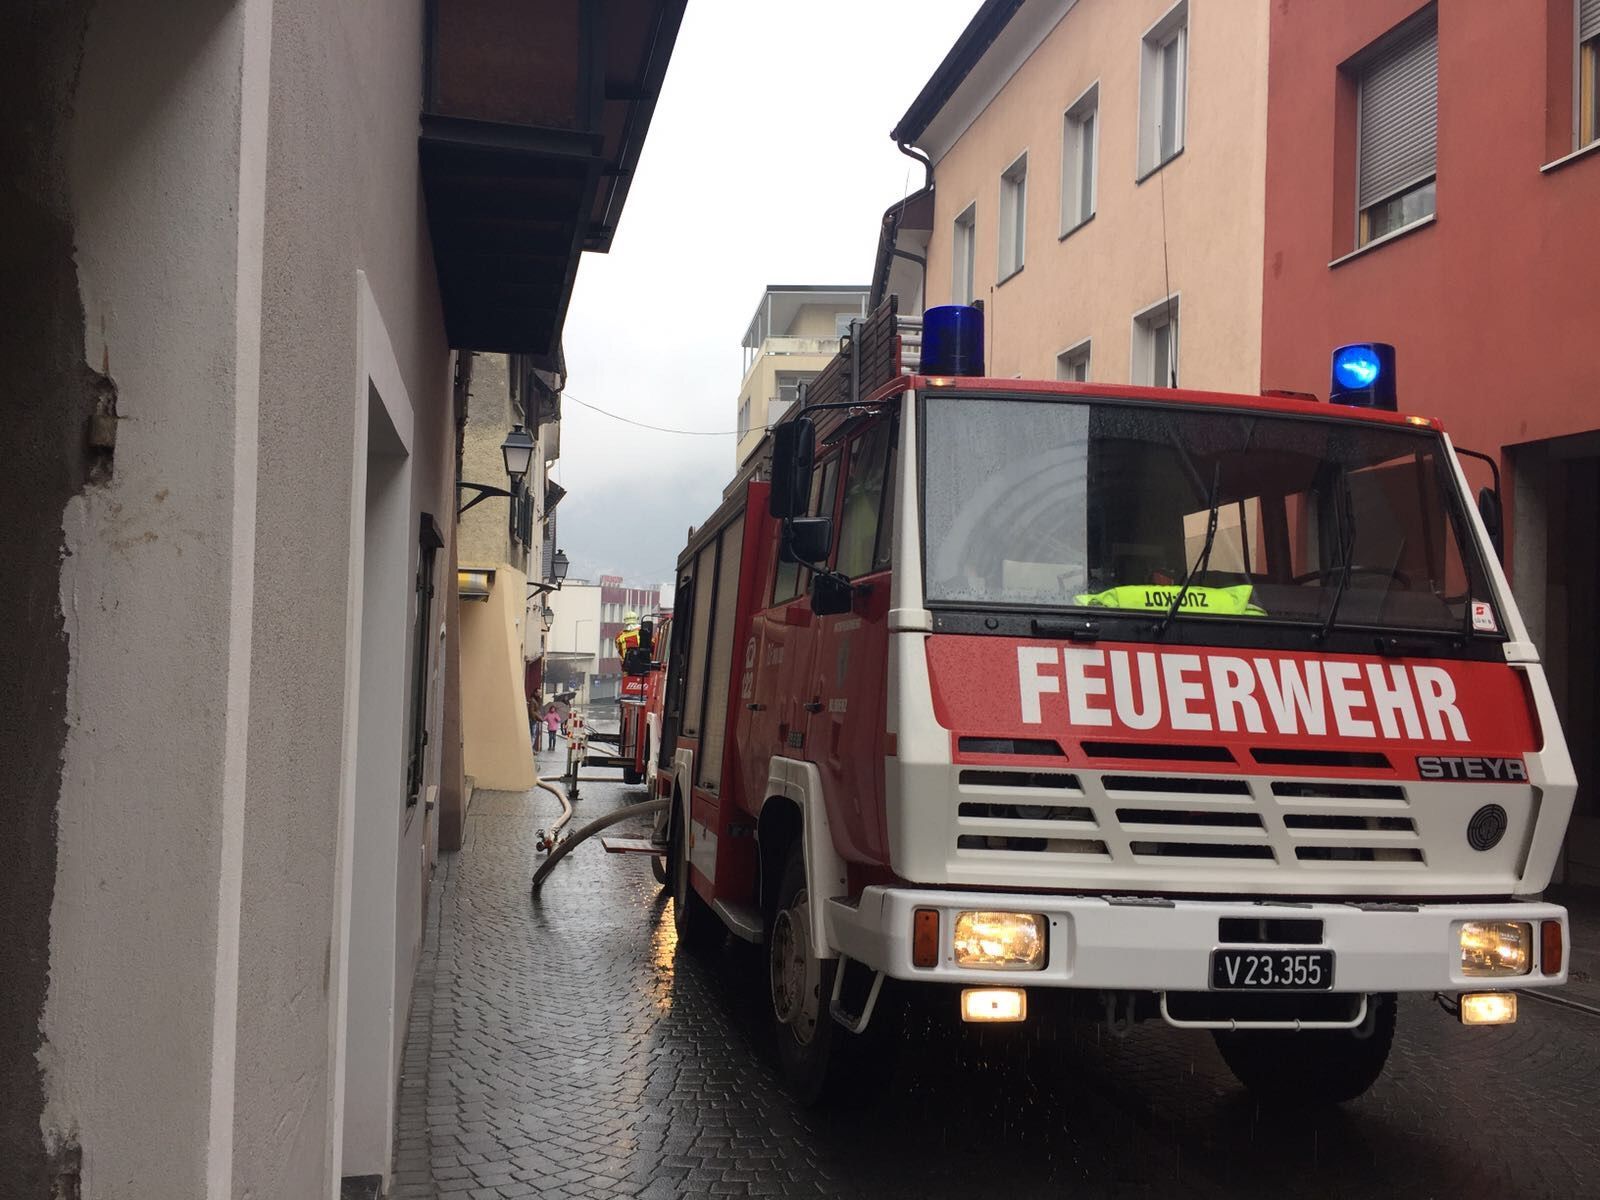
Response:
[638,620,655,657]
[1477,486,1504,561]
[769,418,815,519]
[810,571,854,616]
[786,516,832,565]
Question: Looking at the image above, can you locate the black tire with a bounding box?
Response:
[623,766,644,786]
[1212,992,1397,1106]
[670,801,723,952]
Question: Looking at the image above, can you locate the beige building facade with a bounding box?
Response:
[894,0,1269,393]
[734,286,869,465]
[456,353,562,794]
[5,1,685,1195]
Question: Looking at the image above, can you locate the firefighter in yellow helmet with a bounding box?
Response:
[615,610,642,664]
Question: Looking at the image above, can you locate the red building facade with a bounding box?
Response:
[1261,0,1600,881]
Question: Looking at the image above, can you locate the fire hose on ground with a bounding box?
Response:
[532,778,575,853]
[530,794,668,896]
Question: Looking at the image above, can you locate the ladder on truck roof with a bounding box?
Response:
[793,294,921,413]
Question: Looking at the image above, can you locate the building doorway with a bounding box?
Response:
[1513,436,1600,884]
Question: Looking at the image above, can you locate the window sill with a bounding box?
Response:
[996,264,1024,287]
[1134,146,1184,185]
[1540,138,1600,175]
[1328,213,1436,269]
[1059,212,1096,242]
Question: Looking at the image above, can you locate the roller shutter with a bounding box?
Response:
[1357,14,1438,210]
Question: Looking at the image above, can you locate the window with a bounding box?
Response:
[1056,340,1091,382]
[772,457,839,604]
[738,397,751,440]
[952,203,976,305]
[1139,3,1188,176]
[998,154,1028,280]
[509,479,533,549]
[1354,9,1437,246]
[1133,297,1179,388]
[772,371,814,423]
[1581,0,1600,147]
[1061,85,1099,233]
[680,544,716,736]
[920,395,1498,641]
[836,421,894,578]
[696,516,744,792]
[874,436,897,572]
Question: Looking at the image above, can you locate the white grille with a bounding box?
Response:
[946,767,1525,889]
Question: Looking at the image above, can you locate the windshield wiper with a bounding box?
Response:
[1155,461,1222,639]
[1316,468,1356,643]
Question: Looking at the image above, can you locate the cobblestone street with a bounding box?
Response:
[391,747,1600,1200]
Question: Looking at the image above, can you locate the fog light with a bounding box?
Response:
[961,987,1027,1023]
[1459,921,1532,977]
[952,911,1046,969]
[1459,992,1517,1025]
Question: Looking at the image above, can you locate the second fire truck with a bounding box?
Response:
[650,299,1576,1105]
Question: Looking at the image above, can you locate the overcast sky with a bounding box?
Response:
[556,0,980,592]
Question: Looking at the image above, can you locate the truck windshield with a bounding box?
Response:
[921,394,1497,636]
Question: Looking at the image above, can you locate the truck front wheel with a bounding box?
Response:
[769,845,845,1105]
[1212,992,1397,1106]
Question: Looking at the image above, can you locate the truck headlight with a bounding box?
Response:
[952,911,1046,970]
[1459,921,1533,977]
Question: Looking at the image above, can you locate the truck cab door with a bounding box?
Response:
[737,457,838,807]
[803,419,895,864]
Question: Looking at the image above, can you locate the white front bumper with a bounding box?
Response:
[825,888,1569,993]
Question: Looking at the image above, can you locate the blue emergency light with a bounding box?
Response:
[1330,342,1397,410]
[921,305,985,377]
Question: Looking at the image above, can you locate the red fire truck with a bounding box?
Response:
[655,299,1576,1106]
[617,613,672,787]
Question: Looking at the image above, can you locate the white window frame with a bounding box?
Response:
[997,152,1028,281]
[1060,83,1100,236]
[1131,294,1180,388]
[1138,2,1189,178]
[952,203,977,305]
[1055,338,1092,382]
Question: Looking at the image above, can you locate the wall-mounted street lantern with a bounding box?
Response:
[458,425,537,515]
[500,424,535,482]
[528,548,570,597]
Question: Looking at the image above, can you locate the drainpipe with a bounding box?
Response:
[897,140,932,191]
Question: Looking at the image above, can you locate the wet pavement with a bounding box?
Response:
[392,744,1600,1199]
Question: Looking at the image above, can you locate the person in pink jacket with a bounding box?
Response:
[542,703,561,751]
